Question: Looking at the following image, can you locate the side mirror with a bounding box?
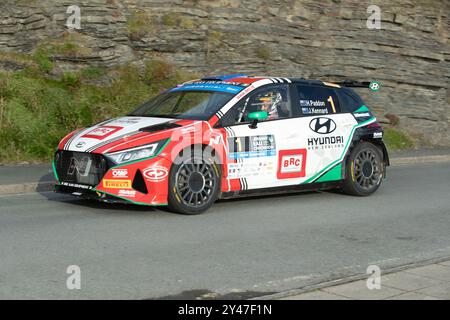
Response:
[248,111,268,129]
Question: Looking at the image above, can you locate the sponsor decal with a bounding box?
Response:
[113,118,142,124]
[143,166,168,182]
[227,161,275,179]
[309,117,337,135]
[307,136,345,150]
[235,84,255,100]
[189,80,248,87]
[111,168,128,178]
[103,179,132,189]
[82,125,123,140]
[277,149,307,179]
[300,100,326,107]
[118,189,136,198]
[75,141,86,148]
[60,182,93,190]
[302,107,328,115]
[354,112,371,118]
[228,135,276,159]
[373,132,383,138]
[171,82,245,94]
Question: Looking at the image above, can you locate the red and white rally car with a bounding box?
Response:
[54,74,389,214]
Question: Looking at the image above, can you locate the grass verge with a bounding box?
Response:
[0,58,194,164]
[383,127,415,151]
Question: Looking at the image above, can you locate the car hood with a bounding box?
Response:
[63,116,178,153]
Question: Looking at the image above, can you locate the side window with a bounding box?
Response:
[220,85,291,126]
[337,89,364,113]
[294,85,340,116]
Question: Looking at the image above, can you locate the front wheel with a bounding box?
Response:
[167,148,221,214]
[342,141,384,196]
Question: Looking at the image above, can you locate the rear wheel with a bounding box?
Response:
[168,147,220,214]
[342,141,384,196]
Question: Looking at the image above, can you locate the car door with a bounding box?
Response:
[290,84,359,184]
[219,84,305,190]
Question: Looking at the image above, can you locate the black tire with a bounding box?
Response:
[167,146,221,214]
[342,141,384,196]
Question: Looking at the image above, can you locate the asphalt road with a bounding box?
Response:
[1,162,450,299]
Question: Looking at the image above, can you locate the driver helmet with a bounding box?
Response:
[257,91,282,119]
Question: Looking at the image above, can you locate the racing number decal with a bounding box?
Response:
[327,96,336,113]
[235,137,243,152]
[277,149,307,179]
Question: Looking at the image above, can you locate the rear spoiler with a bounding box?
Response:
[333,80,372,88]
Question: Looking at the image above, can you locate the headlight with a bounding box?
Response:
[106,140,168,164]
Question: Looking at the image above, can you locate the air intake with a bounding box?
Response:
[132,169,148,194]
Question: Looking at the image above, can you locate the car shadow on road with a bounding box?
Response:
[35,167,342,213]
[36,173,163,213]
[217,189,337,204]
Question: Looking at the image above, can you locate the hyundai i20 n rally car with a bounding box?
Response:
[54,74,389,214]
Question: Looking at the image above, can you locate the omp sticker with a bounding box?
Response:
[277,149,307,179]
[82,126,123,140]
[103,179,132,189]
[111,169,128,178]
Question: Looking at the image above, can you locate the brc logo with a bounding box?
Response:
[282,155,303,173]
[277,149,307,179]
[112,169,128,178]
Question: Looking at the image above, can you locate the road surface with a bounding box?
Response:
[1,162,450,299]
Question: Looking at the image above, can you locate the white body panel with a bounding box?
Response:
[225,113,363,190]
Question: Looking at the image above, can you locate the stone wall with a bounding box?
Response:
[0,0,449,146]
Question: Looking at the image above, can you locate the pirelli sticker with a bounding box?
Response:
[103,179,132,189]
[228,135,276,159]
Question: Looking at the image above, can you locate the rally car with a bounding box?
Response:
[53,74,389,214]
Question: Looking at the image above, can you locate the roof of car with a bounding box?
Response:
[170,74,373,96]
[197,74,340,88]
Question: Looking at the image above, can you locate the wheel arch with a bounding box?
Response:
[171,143,223,189]
[342,129,389,179]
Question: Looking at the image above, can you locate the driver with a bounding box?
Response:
[256,91,282,120]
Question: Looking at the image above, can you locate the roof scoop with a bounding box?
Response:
[140,122,181,132]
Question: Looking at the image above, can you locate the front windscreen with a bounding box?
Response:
[129,91,234,120]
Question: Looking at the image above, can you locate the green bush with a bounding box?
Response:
[383,127,415,151]
[0,61,195,164]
